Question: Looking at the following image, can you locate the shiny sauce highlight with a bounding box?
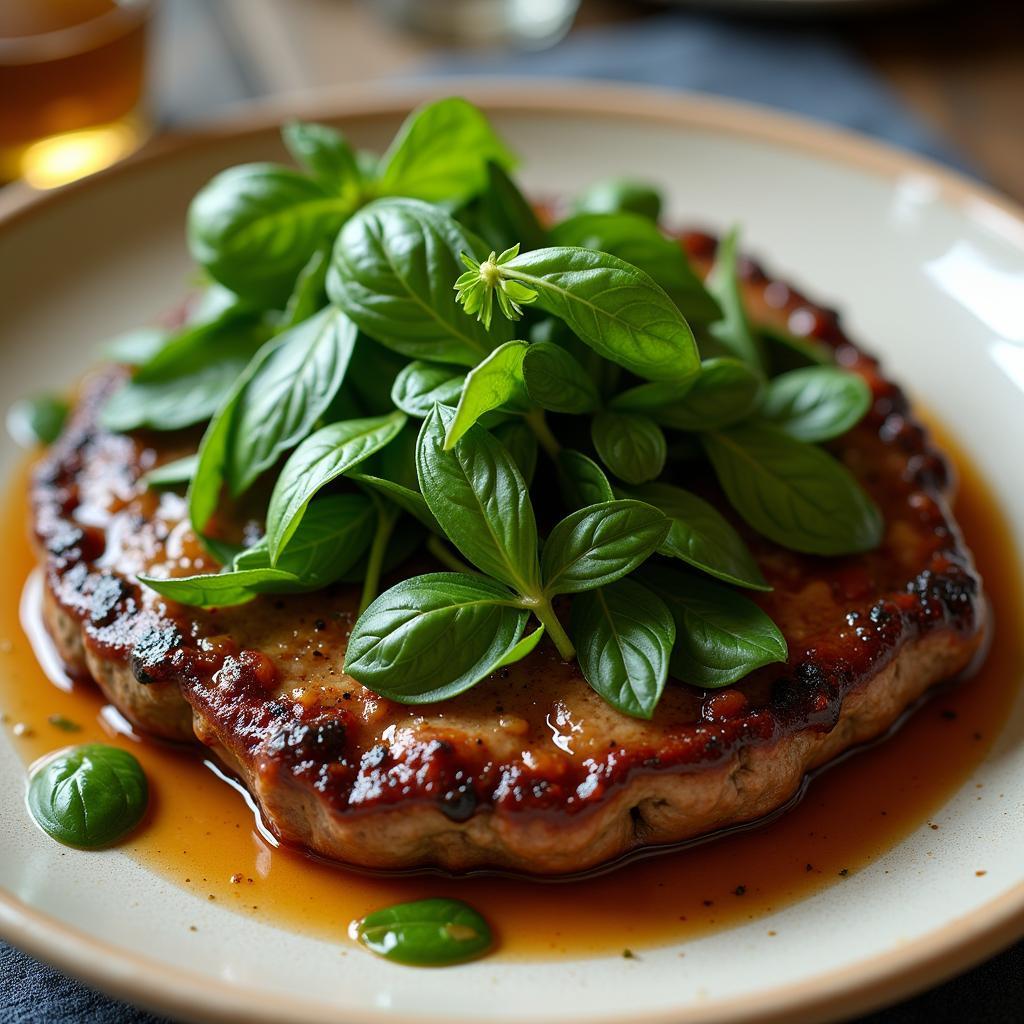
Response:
[0,431,1020,959]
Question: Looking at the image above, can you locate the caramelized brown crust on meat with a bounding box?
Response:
[30,235,986,874]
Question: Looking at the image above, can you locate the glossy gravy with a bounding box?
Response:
[1,429,1020,959]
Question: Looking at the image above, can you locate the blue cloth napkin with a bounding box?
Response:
[432,9,975,176]
[2,9,1014,1024]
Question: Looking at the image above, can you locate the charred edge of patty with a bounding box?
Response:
[30,238,986,827]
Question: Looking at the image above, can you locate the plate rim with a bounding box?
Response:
[1,79,1022,1024]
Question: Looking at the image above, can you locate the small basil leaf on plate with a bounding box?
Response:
[551,212,721,325]
[611,357,762,432]
[349,473,440,533]
[353,897,493,966]
[485,246,699,385]
[571,579,675,720]
[702,422,883,556]
[491,419,538,488]
[234,493,377,588]
[706,228,765,372]
[471,160,548,254]
[143,454,199,490]
[226,307,357,495]
[626,482,768,591]
[7,394,68,446]
[571,178,662,222]
[445,340,530,449]
[760,366,872,443]
[28,744,148,849]
[328,198,510,365]
[376,97,515,205]
[344,572,527,702]
[139,567,302,607]
[416,405,540,594]
[266,410,407,561]
[188,163,353,305]
[642,565,787,687]
[391,361,465,418]
[541,499,668,595]
[281,121,361,195]
[521,340,601,414]
[591,410,666,485]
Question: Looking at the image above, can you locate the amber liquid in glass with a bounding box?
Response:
[0,0,153,187]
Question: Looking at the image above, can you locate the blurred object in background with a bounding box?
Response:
[0,0,155,189]
[370,0,580,49]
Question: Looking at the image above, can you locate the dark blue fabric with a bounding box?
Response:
[3,9,1016,1024]
[431,10,975,176]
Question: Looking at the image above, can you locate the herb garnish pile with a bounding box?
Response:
[101,97,881,720]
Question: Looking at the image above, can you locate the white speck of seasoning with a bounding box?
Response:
[13,722,32,737]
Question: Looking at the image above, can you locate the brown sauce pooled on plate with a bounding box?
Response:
[1,425,1020,958]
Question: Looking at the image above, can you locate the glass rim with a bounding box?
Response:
[0,1,157,67]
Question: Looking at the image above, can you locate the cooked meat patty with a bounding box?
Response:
[30,234,986,875]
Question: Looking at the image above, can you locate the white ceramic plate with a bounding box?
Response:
[1,82,1022,1024]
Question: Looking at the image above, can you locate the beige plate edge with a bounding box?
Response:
[1,79,1022,1024]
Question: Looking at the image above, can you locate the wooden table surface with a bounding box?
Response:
[197,0,1023,203]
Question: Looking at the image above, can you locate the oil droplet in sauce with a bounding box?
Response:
[0,432,1020,959]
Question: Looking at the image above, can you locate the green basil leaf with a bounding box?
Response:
[140,566,301,607]
[27,744,148,848]
[492,419,538,487]
[235,492,376,581]
[280,245,330,329]
[558,450,614,510]
[226,307,357,495]
[521,340,600,414]
[761,366,872,443]
[143,454,198,490]
[551,212,721,324]
[541,499,668,595]
[391,361,465,418]
[188,163,352,304]
[328,198,509,365]
[376,97,515,204]
[354,897,492,966]
[571,178,662,221]
[706,228,765,371]
[642,565,787,687]
[591,410,666,485]
[471,160,548,253]
[416,405,540,594]
[281,121,360,195]
[760,324,831,372]
[445,340,529,449]
[611,357,763,432]
[7,394,68,447]
[343,335,408,414]
[349,473,440,532]
[101,327,169,366]
[266,410,407,561]
[627,482,768,590]
[100,325,265,433]
[344,572,527,702]
[571,579,675,720]
[498,246,700,384]
[491,625,545,670]
[702,422,883,555]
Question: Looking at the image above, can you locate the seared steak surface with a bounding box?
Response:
[31,235,985,874]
